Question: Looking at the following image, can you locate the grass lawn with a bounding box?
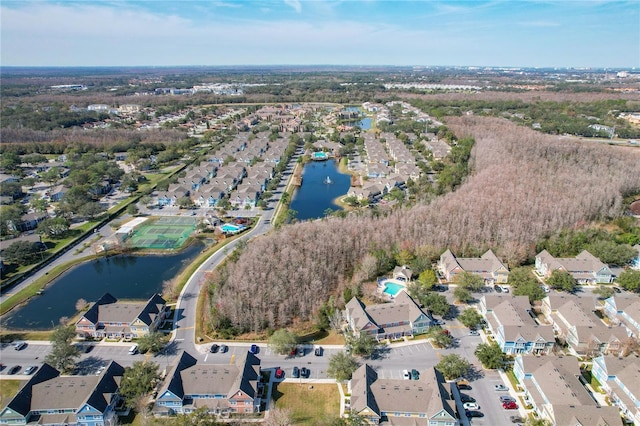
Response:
[0,380,23,406]
[273,383,340,425]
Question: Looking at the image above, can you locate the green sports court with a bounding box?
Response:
[126,216,197,249]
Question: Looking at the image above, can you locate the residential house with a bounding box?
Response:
[392,265,412,282]
[513,355,622,426]
[535,249,613,284]
[345,292,432,341]
[75,293,168,340]
[439,249,509,284]
[479,295,554,355]
[592,355,640,425]
[10,212,48,232]
[602,294,640,338]
[152,351,261,418]
[541,294,627,356]
[46,185,68,202]
[0,361,124,426]
[348,364,458,425]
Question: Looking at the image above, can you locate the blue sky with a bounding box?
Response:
[1,1,638,68]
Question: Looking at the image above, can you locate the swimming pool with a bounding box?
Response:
[382,280,406,297]
[221,224,244,233]
[313,152,329,160]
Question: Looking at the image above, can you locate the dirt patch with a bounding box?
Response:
[630,199,640,216]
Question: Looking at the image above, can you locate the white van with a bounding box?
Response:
[128,344,138,355]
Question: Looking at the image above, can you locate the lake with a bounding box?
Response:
[289,160,351,221]
[1,241,205,330]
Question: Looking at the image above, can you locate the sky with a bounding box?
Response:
[1,0,638,68]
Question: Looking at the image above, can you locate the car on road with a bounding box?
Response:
[402,369,411,380]
[494,384,508,391]
[301,367,310,378]
[8,365,21,375]
[411,369,419,380]
[292,366,300,378]
[250,344,258,354]
[502,401,518,410]
[465,410,484,418]
[24,366,38,375]
[463,402,479,410]
[469,330,480,336]
[510,415,525,423]
[275,368,284,379]
[210,344,219,353]
[219,344,228,353]
[460,395,475,403]
[500,396,516,403]
[314,346,323,356]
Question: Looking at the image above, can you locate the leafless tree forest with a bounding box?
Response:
[208,116,640,333]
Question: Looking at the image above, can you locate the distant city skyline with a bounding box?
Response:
[1,0,638,68]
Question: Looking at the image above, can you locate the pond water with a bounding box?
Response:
[2,241,205,330]
[345,117,372,130]
[289,160,351,221]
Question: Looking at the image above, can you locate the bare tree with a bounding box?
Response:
[264,406,293,426]
[75,298,88,312]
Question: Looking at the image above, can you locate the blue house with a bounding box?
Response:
[480,294,554,355]
[592,355,640,425]
[602,295,640,338]
[0,362,124,426]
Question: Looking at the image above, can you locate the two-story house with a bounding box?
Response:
[541,294,627,356]
[602,294,640,338]
[0,362,124,426]
[345,292,432,341]
[479,295,554,355]
[439,249,509,284]
[592,355,640,425]
[535,249,613,284]
[152,351,261,418]
[349,364,458,425]
[513,355,622,426]
[75,293,168,340]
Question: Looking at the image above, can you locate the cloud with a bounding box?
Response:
[284,0,302,13]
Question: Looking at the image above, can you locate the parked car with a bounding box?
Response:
[494,284,503,293]
[275,368,284,379]
[301,367,310,378]
[494,384,508,391]
[13,341,27,351]
[500,395,516,403]
[463,402,479,410]
[458,383,472,390]
[23,366,38,375]
[466,410,484,418]
[297,347,305,357]
[500,285,510,293]
[210,344,219,353]
[292,366,300,378]
[433,319,445,326]
[411,369,419,380]
[460,395,476,403]
[250,344,258,354]
[469,330,480,336]
[84,344,94,353]
[402,369,411,380]
[220,344,228,353]
[95,366,105,376]
[128,344,138,355]
[314,346,323,356]
[542,285,550,293]
[510,415,525,423]
[613,286,622,293]
[503,401,518,410]
[290,347,297,357]
[8,365,21,375]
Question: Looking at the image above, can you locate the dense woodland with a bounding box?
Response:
[207,117,640,334]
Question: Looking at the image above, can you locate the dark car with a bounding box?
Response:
[275,368,284,379]
[220,344,228,353]
[466,410,484,418]
[460,395,476,403]
[292,366,300,378]
[494,284,503,293]
[249,344,258,354]
[8,365,22,375]
[510,415,524,423]
[411,369,420,380]
[84,344,94,354]
[613,286,622,293]
[301,367,310,378]
[314,346,323,356]
[458,384,472,390]
[210,344,219,353]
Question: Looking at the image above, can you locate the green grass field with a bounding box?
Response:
[0,380,22,407]
[273,383,340,425]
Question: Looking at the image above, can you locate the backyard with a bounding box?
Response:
[272,383,341,425]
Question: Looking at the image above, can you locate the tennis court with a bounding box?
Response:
[126,216,197,249]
